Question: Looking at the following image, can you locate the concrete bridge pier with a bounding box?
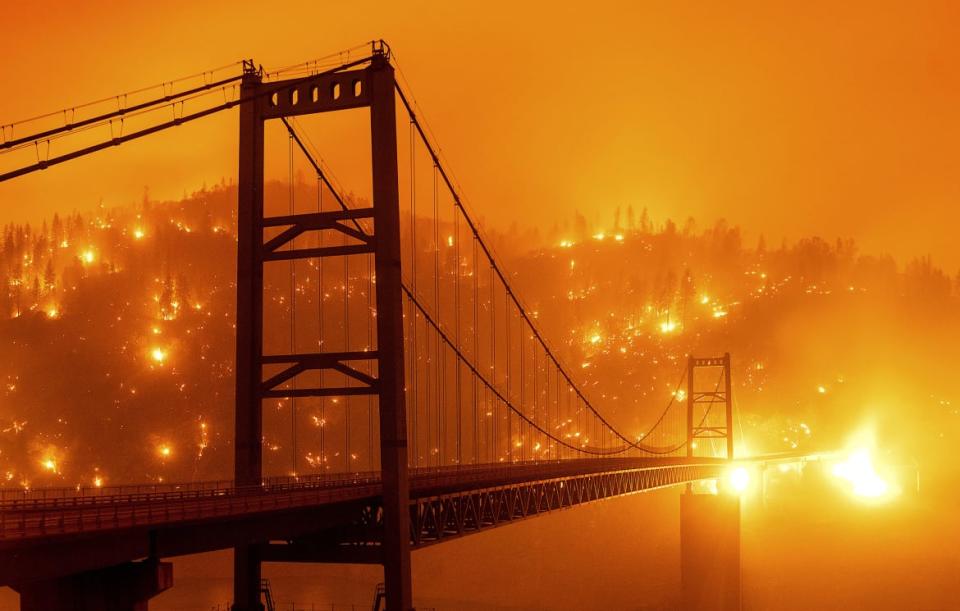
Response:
[14,558,173,611]
[680,493,741,611]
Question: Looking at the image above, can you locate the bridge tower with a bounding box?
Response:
[686,353,734,459]
[233,43,412,610]
[682,353,740,611]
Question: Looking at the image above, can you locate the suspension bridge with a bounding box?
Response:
[0,41,809,611]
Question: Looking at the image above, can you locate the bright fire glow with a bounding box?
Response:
[659,320,677,334]
[728,466,750,493]
[133,227,145,240]
[81,249,96,264]
[150,347,168,364]
[157,444,172,459]
[832,448,889,498]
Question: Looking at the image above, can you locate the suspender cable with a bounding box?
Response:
[395,81,688,455]
[317,175,326,473]
[409,120,419,468]
[473,236,479,464]
[288,133,298,476]
[432,164,442,466]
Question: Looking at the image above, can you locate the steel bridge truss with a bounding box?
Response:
[407,464,722,547]
[258,462,724,564]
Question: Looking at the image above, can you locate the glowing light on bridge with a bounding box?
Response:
[832,448,890,499]
[727,466,750,493]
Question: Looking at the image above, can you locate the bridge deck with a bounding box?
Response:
[0,457,725,586]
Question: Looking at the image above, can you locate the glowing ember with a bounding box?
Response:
[659,320,678,334]
[41,457,57,473]
[157,444,172,459]
[80,249,96,264]
[150,347,168,364]
[133,227,145,240]
[198,421,209,457]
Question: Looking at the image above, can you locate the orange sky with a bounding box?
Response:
[2,1,959,268]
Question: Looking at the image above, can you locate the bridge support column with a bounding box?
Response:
[680,493,740,611]
[680,493,741,611]
[233,59,266,611]
[369,49,414,611]
[15,559,172,611]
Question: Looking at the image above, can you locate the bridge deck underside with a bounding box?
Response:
[0,457,724,585]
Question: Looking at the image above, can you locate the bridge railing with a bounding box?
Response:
[0,455,712,506]
[0,475,383,541]
[0,470,380,507]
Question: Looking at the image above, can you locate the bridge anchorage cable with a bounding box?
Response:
[0,52,378,182]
